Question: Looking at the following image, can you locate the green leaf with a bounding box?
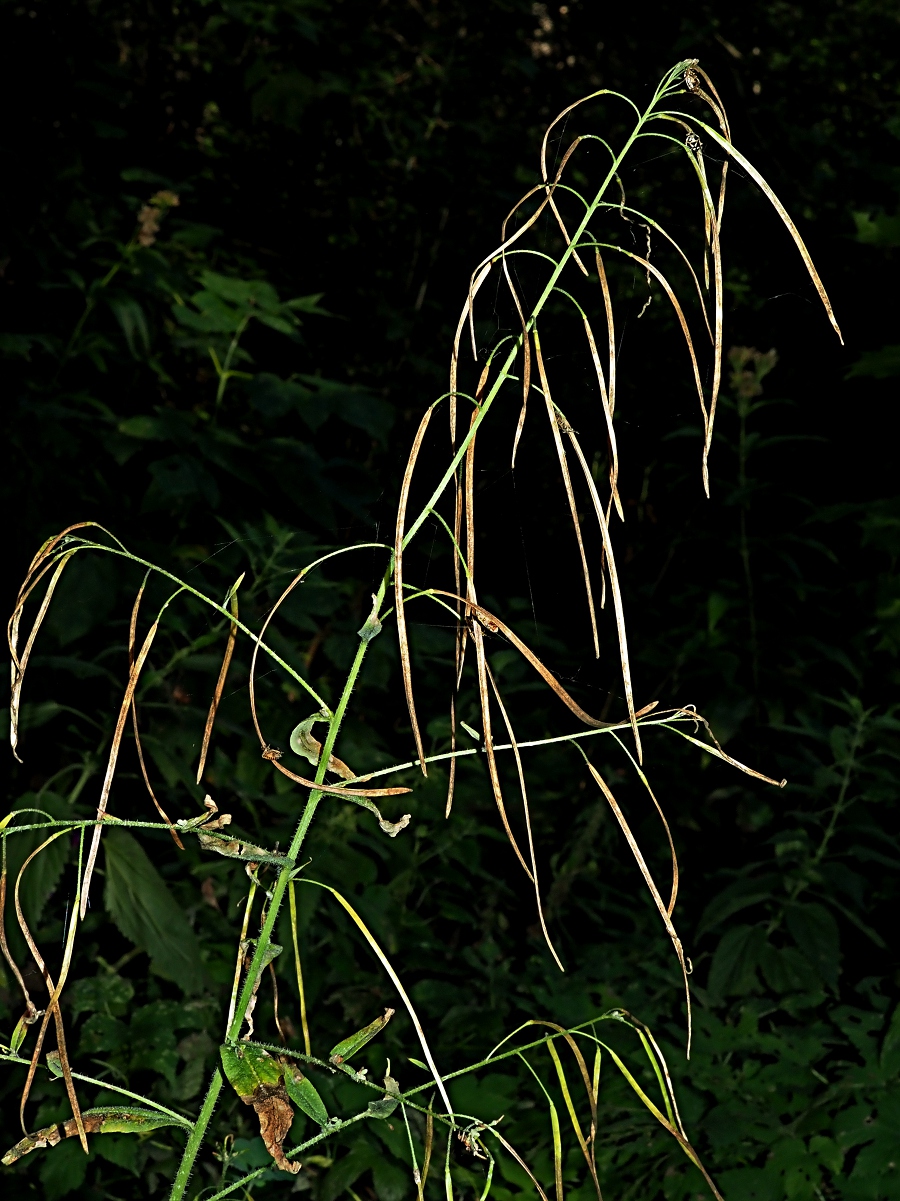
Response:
[220,1043,284,1100]
[283,1063,329,1126]
[320,1144,380,1201]
[329,1007,395,1064]
[846,345,900,379]
[707,924,766,1000]
[69,972,135,1021]
[87,1106,190,1133]
[785,902,840,989]
[2,792,71,938]
[103,828,206,994]
[107,296,151,358]
[853,210,900,247]
[3,1108,189,1173]
[366,1096,399,1120]
[697,876,782,935]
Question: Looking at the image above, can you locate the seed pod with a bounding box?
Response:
[328,1007,395,1065]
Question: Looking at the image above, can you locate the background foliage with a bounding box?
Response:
[2,1,900,1198]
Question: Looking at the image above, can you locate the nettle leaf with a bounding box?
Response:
[176,271,313,340]
[2,792,71,942]
[880,1004,900,1076]
[785,902,841,989]
[846,345,900,379]
[707,925,767,1000]
[246,372,393,440]
[697,874,781,936]
[69,972,135,1021]
[295,374,394,439]
[758,943,820,995]
[144,454,221,510]
[103,829,206,994]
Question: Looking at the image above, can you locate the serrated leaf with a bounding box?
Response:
[103,828,206,994]
[785,902,840,989]
[707,924,766,1000]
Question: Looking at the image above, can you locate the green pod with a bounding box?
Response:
[328,1007,395,1065]
[220,1043,284,1100]
[93,1107,188,1134]
[283,1063,329,1127]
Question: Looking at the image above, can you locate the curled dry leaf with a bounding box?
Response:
[178,795,291,863]
[290,712,356,779]
[264,752,412,798]
[251,1087,300,1174]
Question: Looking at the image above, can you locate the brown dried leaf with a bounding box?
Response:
[197,575,243,784]
[128,581,183,849]
[534,331,599,658]
[394,404,437,775]
[249,1084,301,1174]
[80,617,160,919]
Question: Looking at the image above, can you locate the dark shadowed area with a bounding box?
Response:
[1,3,899,1200]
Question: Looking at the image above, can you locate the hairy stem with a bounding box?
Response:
[168,573,388,1199]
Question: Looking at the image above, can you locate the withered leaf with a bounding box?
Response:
[251,1084,300,1174]
[290,712,356,780]
[219,1043,301,1174]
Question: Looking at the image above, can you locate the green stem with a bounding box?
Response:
[168,574,389,1200]
[169,1071,224,1199]
[213,313,252,406]
[59,537,389,713]
[402,69,685,550]
[167,66,694,1198]
[59,258,126,369]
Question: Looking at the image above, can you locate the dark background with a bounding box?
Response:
[2,2,900,1199]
